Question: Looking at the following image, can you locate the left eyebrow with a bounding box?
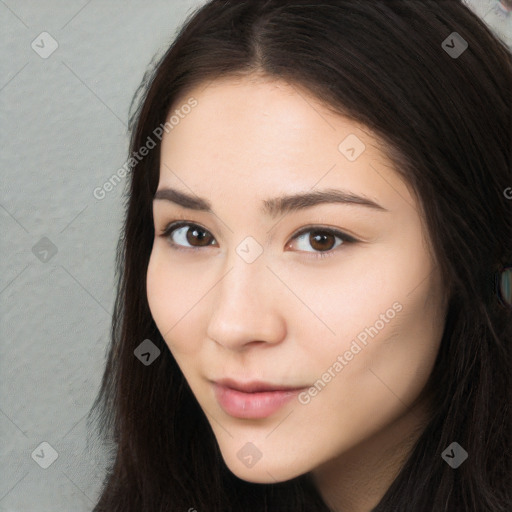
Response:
[153,187,389,218]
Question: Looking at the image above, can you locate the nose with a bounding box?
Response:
[206,251,287,351]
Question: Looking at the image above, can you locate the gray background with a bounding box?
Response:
[1,1,205,511]
[1,1,508,511]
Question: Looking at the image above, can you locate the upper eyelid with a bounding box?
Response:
[293,225,357,241]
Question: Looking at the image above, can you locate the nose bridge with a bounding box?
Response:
[216,245,270,316]
[206,243,285,347]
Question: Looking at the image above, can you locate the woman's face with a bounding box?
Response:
[146,76,449,485]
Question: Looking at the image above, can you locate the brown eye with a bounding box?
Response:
[185,225,213,246]
[308,231,337,251]
[162,222,216,249]
[289,227,355,255]
[161,221,356,259]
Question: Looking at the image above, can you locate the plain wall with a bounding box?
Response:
[1,1,204,511]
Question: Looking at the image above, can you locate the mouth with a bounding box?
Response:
[211,378,308,419]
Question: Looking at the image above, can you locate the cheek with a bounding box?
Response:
[363,280,445,405]
[288,298,442,461]
[146,248,202,355]
[281,247,407,354]
[146,249,171,330]
[292,245,444,423]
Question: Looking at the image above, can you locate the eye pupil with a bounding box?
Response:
[310,231,335,251]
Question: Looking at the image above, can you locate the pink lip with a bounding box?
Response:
[212,379,306,419]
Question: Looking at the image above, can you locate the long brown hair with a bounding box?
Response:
[89,1,512,510]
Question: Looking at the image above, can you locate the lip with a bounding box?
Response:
[212,379,307,419]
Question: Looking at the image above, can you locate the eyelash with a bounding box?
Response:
[159,221,358,260]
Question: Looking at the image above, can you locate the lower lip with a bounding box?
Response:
[213,384,303,419]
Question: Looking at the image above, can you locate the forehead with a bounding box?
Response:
[158,77,417,215]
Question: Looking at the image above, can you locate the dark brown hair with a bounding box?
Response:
[88,1,512,510]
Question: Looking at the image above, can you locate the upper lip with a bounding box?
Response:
[213,378,306,393]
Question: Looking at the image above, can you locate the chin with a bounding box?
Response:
[229,466,293,484]
[223,456,305,484]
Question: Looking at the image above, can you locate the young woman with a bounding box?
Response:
[88,1,512,510]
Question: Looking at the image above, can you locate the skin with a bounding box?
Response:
[146,76,449,512]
